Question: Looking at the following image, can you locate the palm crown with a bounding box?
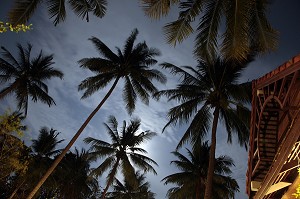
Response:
[141,0,277,61]
[79,28,167,114]
[0,43,64,116]
[84,115,158,198]
[162,141,239,199]
[156,56,252,149]
[156,55,252,198]
[107,171,155,199]
[8,0,107,26]
[32,127,64,158]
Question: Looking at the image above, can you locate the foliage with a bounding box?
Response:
[162,141,239,199]
[107,171,155,199]
[141,0,277,61]
[0,111,29,183]
[0,21,32,33]
[156,55,252,150]
[55,149,99,199]
[155,55,252,198]
[293,168,300,198]
[84,115,158,198]
[8,0,107,26]
[0,43,64,116]
[79,28,167,114]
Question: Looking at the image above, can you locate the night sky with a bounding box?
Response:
[1,1,300,198]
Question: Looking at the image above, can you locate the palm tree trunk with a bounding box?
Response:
[27,77,120,199]
[9,179,25,199]
[204,107,220,199]
[195,182,200,199]
[101,157,120,199]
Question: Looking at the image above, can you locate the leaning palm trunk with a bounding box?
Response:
[9,179,25,199]
[101,157,120,199]
[204,108,220,199]
[27,77,120,199]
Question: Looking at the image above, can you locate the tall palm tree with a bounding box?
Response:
[162,141,239,199]
[107,171,155,199]
[26,28,166,198]
[8,127,64,198]
[8,0,107,26]
[84,115,158,199]
[0,43,64,116]
[29,127,64,192]
[155,56,252,199]
[141,0,277,61]
[55,148,99,199]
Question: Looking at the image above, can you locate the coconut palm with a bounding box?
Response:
[29,128,64,192]
[27,28,165,198]
[0,43,64,116]
[8,0,107,26]
[155,56,252,199]
[7,127,64,198]
[84,115,158,199]
[55,148,99,199]
[107,171,155,199]
[32,127,64,157]
[162,141,239,199]
[141,0,277,61]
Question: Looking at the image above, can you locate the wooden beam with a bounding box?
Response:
[265,182,292,195]
[256,60,300,89]
[253,115,300,199]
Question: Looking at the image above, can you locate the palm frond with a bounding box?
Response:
[91,156,116,177]
[131,79,150,105]
[68,0,92,22]
[78,57,114,73]
[129,153,158,174]
[141,0,179,19]
[47,0,67,26]
[8,0,42,25]
[78,73,115,98]
[123,28,138,59]
[0,46,20,69]
[123,76,137,115]
[176,104,211,150]
[221,0,250,61]
[248,0,278,54]
[159,62,195,81]
[89,0,107,18]
[195,0,223,59]
[89,37,119,62]
[163,18,193,45]
[28,83,56,106]
[220,108,249,148]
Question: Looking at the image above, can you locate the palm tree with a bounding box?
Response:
[107,171,155,199]
[162,141,239,199]
[141,0,277,61]
[0,43,64,116]
[8,0,107,26]
[8,127,64,198]
[155,56,252,199]
[84,115,158,199]
[26,28,166,198]
[55,148,99,199]
[28,127,64,193]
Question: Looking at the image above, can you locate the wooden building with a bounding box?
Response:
[246,54,300,198]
